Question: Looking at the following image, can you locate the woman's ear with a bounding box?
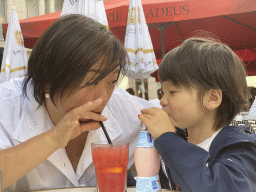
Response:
[203,89,222,110]
[44,84,51,93]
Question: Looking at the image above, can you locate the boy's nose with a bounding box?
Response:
[160,97,168,107]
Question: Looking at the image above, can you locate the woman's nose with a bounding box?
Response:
[94,84,109,104]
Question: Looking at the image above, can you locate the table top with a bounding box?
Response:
[29,187,180,192]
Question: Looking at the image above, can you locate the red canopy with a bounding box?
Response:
[2,0,256,78]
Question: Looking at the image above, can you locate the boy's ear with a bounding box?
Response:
[203,89,222,110]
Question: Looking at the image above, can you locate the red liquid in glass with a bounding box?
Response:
[92,144,129,192]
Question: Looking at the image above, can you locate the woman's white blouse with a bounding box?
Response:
[0,77,161,192]
[248,97,256,120]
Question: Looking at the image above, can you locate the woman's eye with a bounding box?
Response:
[110,80,118,85]
[170,91,176,94]
[88,82,98,86]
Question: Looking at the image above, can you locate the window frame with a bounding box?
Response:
[54,0,64,12]
[4,0,7,22]
[45,0,49,14]
[26,0,39,18]
[0,0,7,39]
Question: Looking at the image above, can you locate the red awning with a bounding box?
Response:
[2,0,256,78]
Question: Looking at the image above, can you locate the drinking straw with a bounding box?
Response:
[99,121,113,144]
[0,169,2,192]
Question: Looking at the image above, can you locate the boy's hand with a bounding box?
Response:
[138,107,176,140]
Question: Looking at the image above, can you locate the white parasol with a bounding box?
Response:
[124,0,158,80]
[0,7,27,84]
[61,0,108,29]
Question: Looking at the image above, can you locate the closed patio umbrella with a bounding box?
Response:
[61,0,108,29]
[124,0,158,99]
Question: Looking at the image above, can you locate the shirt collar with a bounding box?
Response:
[197,128,222,152]
[12,89,52,143]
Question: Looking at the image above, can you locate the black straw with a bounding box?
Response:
[100,121,112,144]
[0,169,2,192]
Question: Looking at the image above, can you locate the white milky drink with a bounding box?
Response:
[135,131,162,192]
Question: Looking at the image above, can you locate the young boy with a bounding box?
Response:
[139,37,256,191]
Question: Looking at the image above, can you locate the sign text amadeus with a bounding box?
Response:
[107,5,190,23]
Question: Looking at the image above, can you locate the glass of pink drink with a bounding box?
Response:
[91,142,129,192]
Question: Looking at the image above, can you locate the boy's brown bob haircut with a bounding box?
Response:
[159,36,248,130]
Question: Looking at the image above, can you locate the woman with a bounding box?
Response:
[0,14,157,191]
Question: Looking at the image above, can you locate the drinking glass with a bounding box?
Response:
[91,142,129,192]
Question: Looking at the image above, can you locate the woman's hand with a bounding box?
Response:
[50,99,107,149]
[138,107,176,140]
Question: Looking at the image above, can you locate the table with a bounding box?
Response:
[29,187,181,192]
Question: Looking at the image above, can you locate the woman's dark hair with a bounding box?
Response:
[159,36,247,130]
[0,47,4,70]
[22,14,128,107]
[126,88,135,95]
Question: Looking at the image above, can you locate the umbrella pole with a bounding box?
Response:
[149,22,176,58]
[142,79,145,99]
[161,29,166,57]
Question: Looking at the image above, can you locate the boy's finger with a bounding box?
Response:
[138,114,151,127]
[139,113,151,120]
[141,107,159,115]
